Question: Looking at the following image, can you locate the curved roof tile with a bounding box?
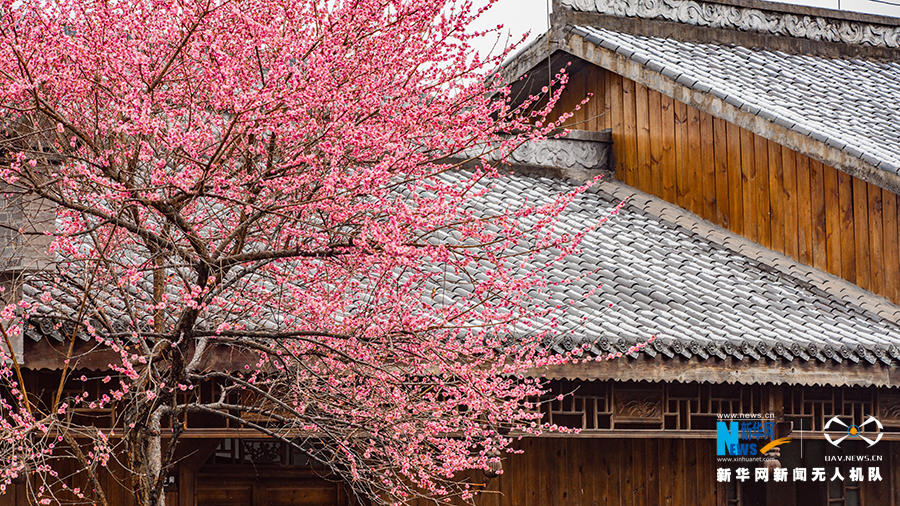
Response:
[437,170,900,377]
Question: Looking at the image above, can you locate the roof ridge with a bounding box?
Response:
[590,177,900,328]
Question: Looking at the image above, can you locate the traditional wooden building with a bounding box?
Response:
[4,0,900,505]
[468,0,900,504]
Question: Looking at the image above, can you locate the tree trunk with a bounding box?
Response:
[127,409,166,506]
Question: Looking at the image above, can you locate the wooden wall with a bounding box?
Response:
[546,65,900,305]
[405,438,719,506]
[414,438,898,506]
[0,437,897,505]
[491,438,718,506]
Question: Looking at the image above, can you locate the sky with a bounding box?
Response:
[469,0,900,60]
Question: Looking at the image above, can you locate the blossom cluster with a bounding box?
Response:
[0,0,631,504]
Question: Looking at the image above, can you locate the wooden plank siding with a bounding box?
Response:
[824,163,842,276]
[545,66,900,305]
[809,160,827,272]
[3,438,897,506]
[683,107,707,215]
[672,100,687,209]
[460,438,720,506]
[406,438,900,506]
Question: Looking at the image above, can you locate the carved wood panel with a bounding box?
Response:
[612,387,663,422]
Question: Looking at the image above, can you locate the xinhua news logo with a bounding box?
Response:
[716,419,790,457]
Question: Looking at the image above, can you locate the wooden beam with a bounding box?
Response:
[506,430,900,441]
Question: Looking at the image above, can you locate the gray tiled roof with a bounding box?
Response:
[571,26,900,175]
[436,171,900,369]
[20,171,900,375]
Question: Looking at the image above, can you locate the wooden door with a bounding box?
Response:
[196,471,348,506]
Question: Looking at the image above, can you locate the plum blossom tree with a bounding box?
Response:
[0,0,628,505]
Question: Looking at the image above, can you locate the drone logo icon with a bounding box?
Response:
[824,416,883,447]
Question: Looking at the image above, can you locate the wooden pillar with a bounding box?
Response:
[178,439,220,506]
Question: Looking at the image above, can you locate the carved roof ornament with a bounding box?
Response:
[562,0,900,48]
